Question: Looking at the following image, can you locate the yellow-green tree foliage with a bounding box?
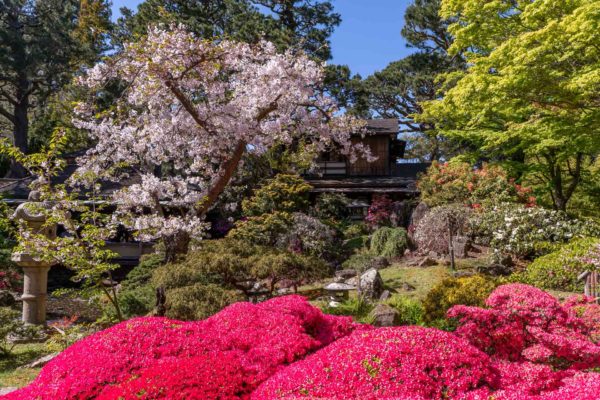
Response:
[418,0,600,212]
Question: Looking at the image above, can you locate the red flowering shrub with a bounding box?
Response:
[252,326,496,400]
[449,284,600,369]
[418,161,535,208]
[2,296,359,400]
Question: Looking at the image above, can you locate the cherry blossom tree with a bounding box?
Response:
[72,26,368,260]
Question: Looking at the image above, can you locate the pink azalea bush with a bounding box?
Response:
[252,326,496,400]
[2,285,599,400]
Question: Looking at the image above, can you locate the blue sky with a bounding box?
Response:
[110,0,415,78]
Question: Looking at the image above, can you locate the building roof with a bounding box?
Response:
[365,119,399,135]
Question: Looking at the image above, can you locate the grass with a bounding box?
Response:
[379,263,452,300]
[0,343,47,388]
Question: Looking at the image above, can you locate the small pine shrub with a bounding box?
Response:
[423,275,498,325]
[119,254,164,318]
[370,227,408,258]
[385,296,424,326]
[511,237,600,292]
[165,283,245,321]
[241,174,312,216]
[341,253,377,272]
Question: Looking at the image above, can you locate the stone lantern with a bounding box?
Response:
[11,191,57,325]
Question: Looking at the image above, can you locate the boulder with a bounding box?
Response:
[379,290,391,301]
[410,202,429,228]
[370,304,399,327]
[335,269,358,280]
[368,257,390,270]
[0,290,16,307]
[359,268,384,299]
[452,236,471,258]
[418,257,437,268]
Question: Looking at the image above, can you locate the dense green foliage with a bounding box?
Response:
[116,0,340,61]
[370,227,409,258]
[118,254,164,318]
[0,0,111,175]
[423,275,497,325]
[241,174,312,216]
[511,238,600,292]
[137,239,330,320]
[310,193,350,221]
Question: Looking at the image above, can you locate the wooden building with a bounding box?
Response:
[305,119,430,218]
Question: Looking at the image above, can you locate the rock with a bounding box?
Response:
[368,257,390,270]
[401,282,416,292]
[370,304,399,327]
[19,352,59,370]
[324,282,356,292]
[418,257,437,267]
[453,270,476,278]
[379,290,391,301]
[427,250,439,259]
[410,202,429,228]
[335,269,358,279]
[359,268,384,299]
[0,290,16,307]
[452,236,471,258]
[328,301,341,308]
[478,263,512,276]
[0,387,17,395]
[345,277,358,286]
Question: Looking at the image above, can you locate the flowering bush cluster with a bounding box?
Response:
[3,296,359,400]
[418,161,536,208]
[418,161,536,209]
[4,286,599,400]
[471,203,600,257]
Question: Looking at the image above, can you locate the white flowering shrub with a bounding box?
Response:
[471,203,600,257]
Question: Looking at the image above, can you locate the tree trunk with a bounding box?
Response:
[8,79,29,178]
[163,230,191,263]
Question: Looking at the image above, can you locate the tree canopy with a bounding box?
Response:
[418,0,600,211]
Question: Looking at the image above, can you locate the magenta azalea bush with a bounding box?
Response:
[3,286,600,400]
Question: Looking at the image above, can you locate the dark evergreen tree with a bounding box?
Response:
[0,0,111,176]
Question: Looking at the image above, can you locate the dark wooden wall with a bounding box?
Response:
[348,136,390,176]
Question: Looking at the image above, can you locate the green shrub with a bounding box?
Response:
[423,275,498,325]
[370,227,408,258]
[343,235,370,253]
[341,253,378,272]
[164,283,244,321]
[511,237,600,292]
[118,254,164,318]
[228,211,292,246]
[230,212,341,262]
[151,239,329,320]
[342,222,369,240]
[385,296,424,326]
[311,193,349,221]
[241,174,312,216]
